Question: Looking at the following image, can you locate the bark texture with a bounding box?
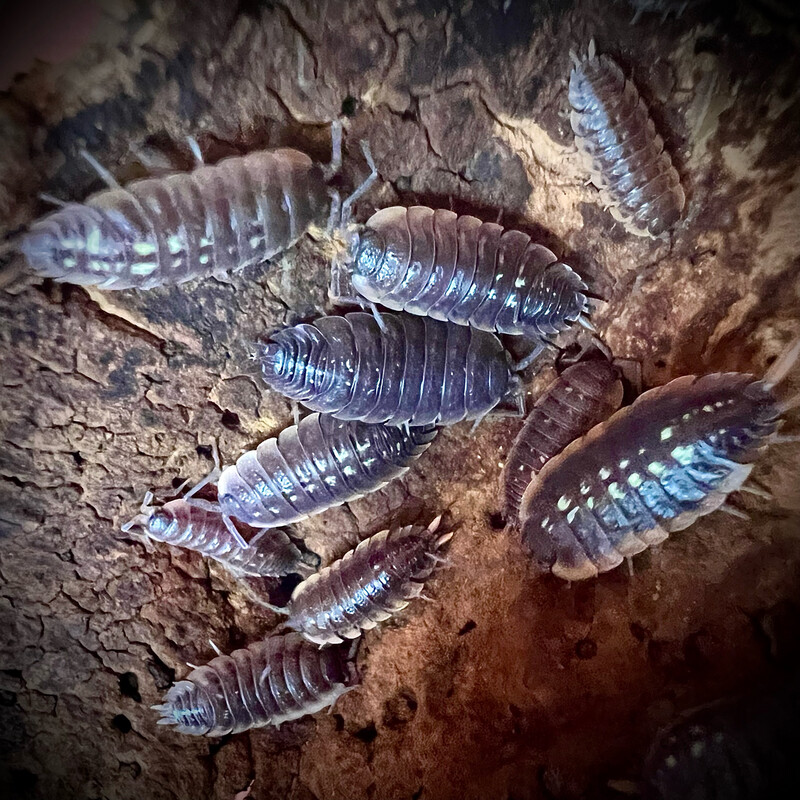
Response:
[1,1,799,799]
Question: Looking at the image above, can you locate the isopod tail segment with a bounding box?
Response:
[182,440,250,550]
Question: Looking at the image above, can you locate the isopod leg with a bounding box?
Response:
[326,190,342,235]
[513,339,548,372]
[183,441,223,501]
[79,149,121,189]
[186,136,204,166]
[324,119,343,180]
[38,193,67,208]
[339,140,378,228]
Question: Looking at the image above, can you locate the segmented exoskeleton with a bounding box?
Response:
[19,149,329,289]
[260,311,522,426]
[285,517,451,645]
[12,128,378,290]
[503,357,624,527]
[569,41,685,237]
[120,493,309,578]
[332,206,591,358]
[643,679,800,799]
[206,413,436,529]
[153,633,357,736]
[519,340,799,581]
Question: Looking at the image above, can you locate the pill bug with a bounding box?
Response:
[502,356,624,527]
[643,679,800,799]
[519,340,799,581]
[153,633,358,736]
[15,147,331,290]
[260,311,522,426]
[208,412,436,530]
[285,516,451,645]
[334,206,591,351]
[568,41,685,238]
[120,493,310,578]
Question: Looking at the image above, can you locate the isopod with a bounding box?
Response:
[259,311,522,426]
[568,40,685,237]
[120,493,310,578]
[332,206,591,358]
[643,679,800,799]
[197,413,436,530]
[518,339,799,581]
[153,633,358,736]
[502,356,624,527]
[12,127,377,290]
[285,516,451,645]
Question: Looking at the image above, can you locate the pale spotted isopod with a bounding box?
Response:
[285,517,451,645]
[260,311,523,426]
[502,357,624,527]
[120,493,310,578]
[153,633,358,736]
[643,679,800,799]
[333,206,591,359]
[519,337,800,581]
[569,41,685,237]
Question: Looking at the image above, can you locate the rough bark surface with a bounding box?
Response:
[1,1,799,799]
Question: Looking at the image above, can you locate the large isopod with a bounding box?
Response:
[519,340,799,581]
[568,41,685,237]
[203,413,436,530]
[153,633,358,736]
[16,148,329,289]
[643,679,800,799]
[285,517,451,645]
[260,311,522,426]
[502,357,624,527]
[120,493,309,578]
[333,206,590,350]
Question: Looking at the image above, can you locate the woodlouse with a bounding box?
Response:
[120,493,310,578]
[643,680,800,799]
[333,206,591,358]
[153,633,358,736]
[12,128,377,290]
[568,41,685,238]
[502,356,624,527]
[259,311,522,426]
[518,340,799,581]
[284,517,451,645]
[196,413,436,530]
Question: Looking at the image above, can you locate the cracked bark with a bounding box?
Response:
[2,1,800,799]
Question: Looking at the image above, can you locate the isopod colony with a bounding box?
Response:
[6,28,799,792]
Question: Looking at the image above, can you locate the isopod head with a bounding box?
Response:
[350,228,385,278]
[145,508,175,541]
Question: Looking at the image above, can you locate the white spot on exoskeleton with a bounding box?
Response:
[628,473,643,488]
[557,496,571,511]
[660,427,673,441]
[598,467,611,480]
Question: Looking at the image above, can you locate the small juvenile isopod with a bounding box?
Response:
[568,41,685,238]
[519,339,799,581]
[284,517,451,645]
[643,679,800,799]
[11,127,377,290]
[153,633,358,736]
[120,492,310,578]
[332,206,591,361]
[193,412,436,530]
[502,356,624,527]
[260,311,522,426]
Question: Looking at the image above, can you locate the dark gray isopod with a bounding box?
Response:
[569,41,685,237]
[153,633,358,736]
[643,679,800,799]
[335,206,590,349]
[502,358,624,527]
[260,311,521,426]
[286,517,451,645]
[215,412,436,529]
